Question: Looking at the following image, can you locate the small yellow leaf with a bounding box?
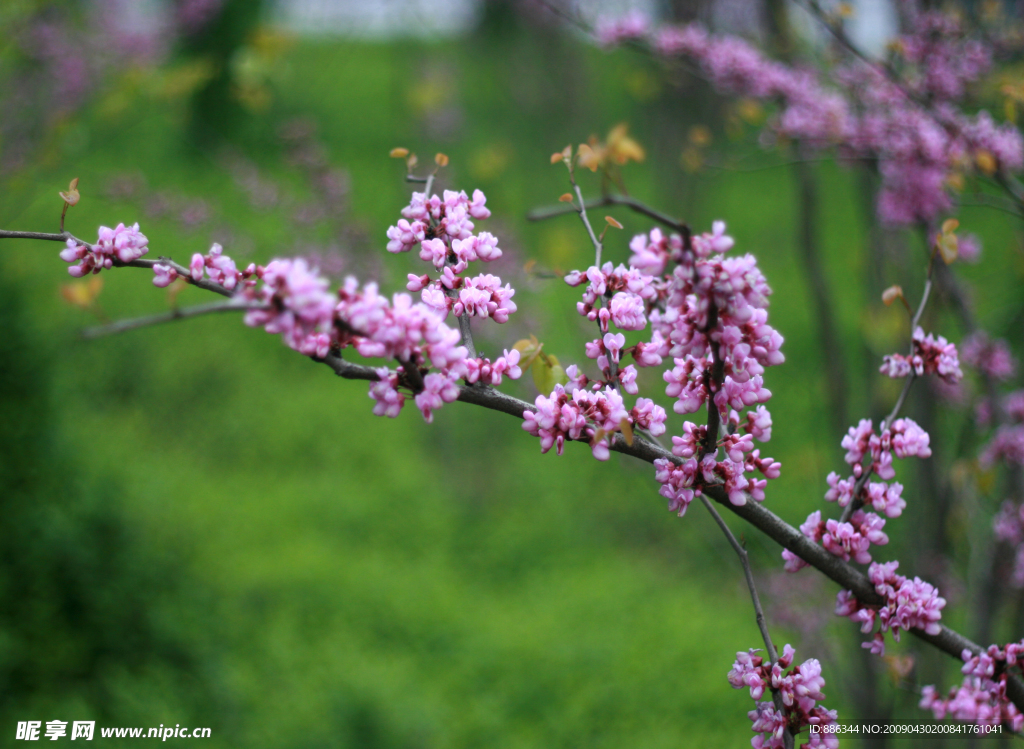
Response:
[558,193,574,203]
[530,352,567,394]
[882,654,914,682]
[881,285,903,306]
[619,418,634,446]
[390,147,409,158]
[531,357,553,394]
[61,275,103,309]
[938,232,958,264]
[577,143,600,172]
[59,177,80,207]
[606,123,645,164]
[514,336,544,369]
[434,152,449,167]
[561,144,572,160]
[550,151,564,165]
[941,218,960,234]
[406,153,418,169]
[975,150,997,176]
[688,125,712,147]
[736,99,764,125]
[605,216,623,229]
[513,335,539,353]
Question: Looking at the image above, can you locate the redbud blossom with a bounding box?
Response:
[728,644,840,748]
[60,222,148,276]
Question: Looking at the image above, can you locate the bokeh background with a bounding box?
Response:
[2,1,1023,746]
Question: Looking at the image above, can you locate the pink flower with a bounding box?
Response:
[609,291,647,330]
[595,10,649,46]
[961,332,1016,381]
[630,398,667,436]
[418,238,448,270]
[59,222,149,276]
[386,218,426,254]
[414,371,460,423]
[836,561,946,651]
[881,328,962,384]
[654,457,698,516]
[369,368,405,418]
[729,644,839,747]
[152,263,178,287]
[453,274,517,323]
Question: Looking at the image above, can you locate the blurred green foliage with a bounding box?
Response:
[2,17,1023,748]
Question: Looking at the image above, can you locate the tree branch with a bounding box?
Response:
[15,228,1024,714]
[81,299,265,339]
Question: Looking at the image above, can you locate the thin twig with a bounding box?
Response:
[0,228,89,245]
[568,170,603,266]
[839,263,933,523]
[959,193,1024,219]
[528,193,689,235]
[700,496,794,749]
[81,299,265,339]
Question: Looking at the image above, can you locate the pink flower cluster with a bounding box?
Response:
[727,645,839,748]
[880,327,962,384]
[523,384,664,461]
[540,220,782,509]
[822,417,931,513]
[594,10,649,47]
[333,278,522,422]
[835,560,946,655]
[463,350,522,386]
[652,223,782,415]
[565,262,658,334]
[979,392,1024,468]
[611,9,1024,226]
[387,188,516,325]
[60,222,148,276]
[783,509,888,571]
[154,242,262,290]
[961,332,1017,382]
[654,443,780,517]
[187,243,256,291]
[143,184,524,428]
[243,257,337,357]
[642,223,784,513]
[921,641,1024,732]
